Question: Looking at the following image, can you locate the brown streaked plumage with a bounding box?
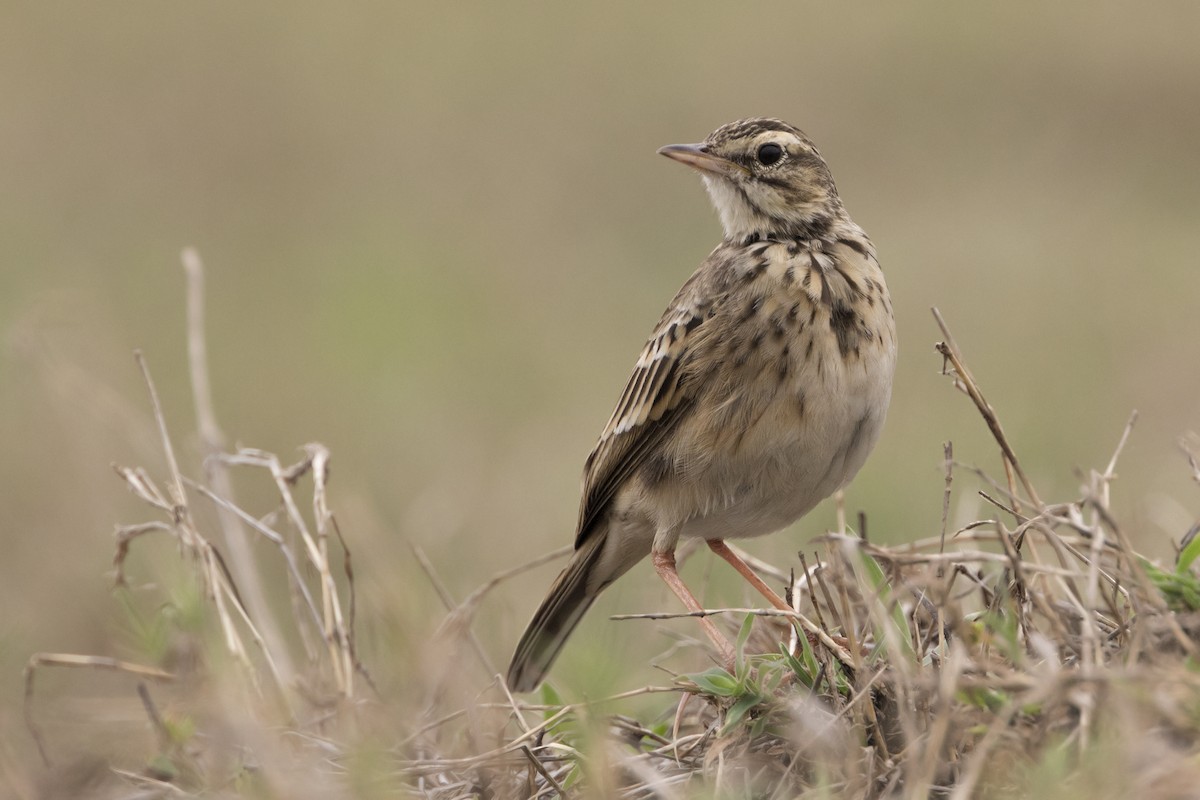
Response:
[507,118,897,692]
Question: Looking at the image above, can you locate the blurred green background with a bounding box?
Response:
[3,0,1200,756]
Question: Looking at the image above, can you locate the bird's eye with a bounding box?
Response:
[756,143,784,166]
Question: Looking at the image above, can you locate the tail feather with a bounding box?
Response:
[506,533,608,692]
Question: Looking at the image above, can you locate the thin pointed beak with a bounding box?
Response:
[657,143,750,178]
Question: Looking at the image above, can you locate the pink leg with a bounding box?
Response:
[652,550,736,668]
[707,539,821,650]
[706,539,792,611]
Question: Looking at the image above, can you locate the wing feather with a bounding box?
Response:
[573,269,718,547]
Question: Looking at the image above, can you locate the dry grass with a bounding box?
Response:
[14,255,1200,799]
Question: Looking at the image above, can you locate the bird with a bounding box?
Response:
[506,118,896,692]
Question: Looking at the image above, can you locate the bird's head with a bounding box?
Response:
[658,118,842,242]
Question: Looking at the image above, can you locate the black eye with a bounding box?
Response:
[756,142,784,166]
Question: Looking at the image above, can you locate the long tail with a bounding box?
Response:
[506,532,610,692]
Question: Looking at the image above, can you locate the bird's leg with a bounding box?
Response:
[707,538,821,650]
[706,539,793,611]
[651,550,736,668]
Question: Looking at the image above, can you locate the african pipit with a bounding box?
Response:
[507,118,896,691]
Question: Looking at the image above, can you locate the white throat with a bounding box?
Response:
[701,175,765,240]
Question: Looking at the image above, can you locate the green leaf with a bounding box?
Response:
[957,686,1009,711]
[1144,558,1200,610]
[683,667,739,697]
[853,545,916,662]
[978,608,1022,664]
[735,613,755,679]
[761,660,786,694]
[782,641,817,688]
[1180,535,1200,574]
[163,714,196,746]
[145,755,178,782]
[538,682,580,744]
[539,683,564,717]
[723,692,763,733]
